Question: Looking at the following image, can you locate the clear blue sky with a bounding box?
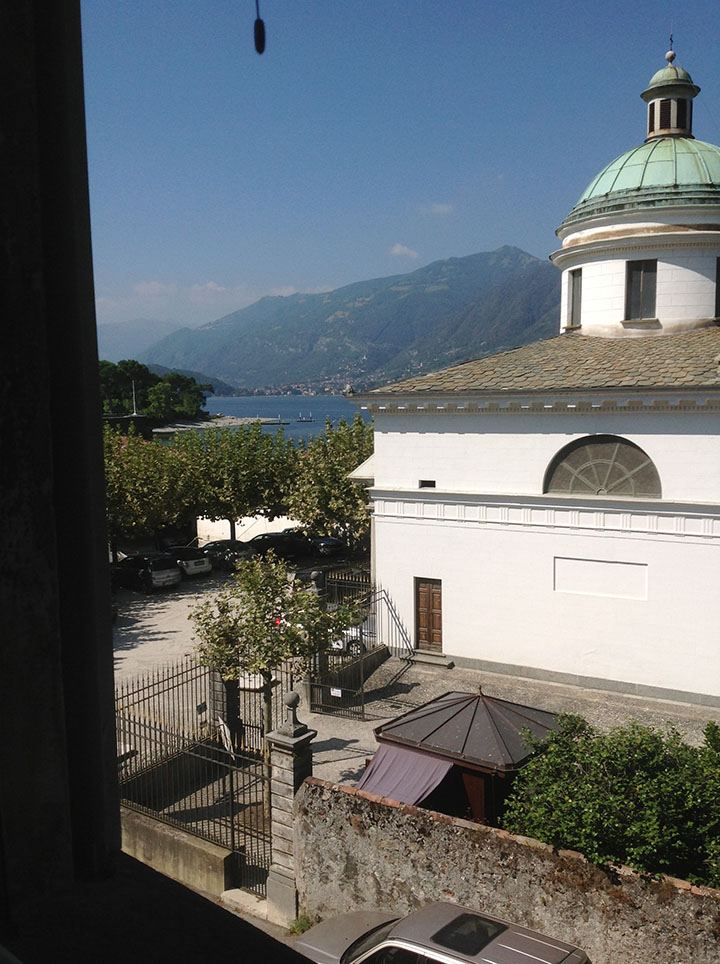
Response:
[81,0,720,329]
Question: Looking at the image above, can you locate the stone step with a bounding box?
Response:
[410,650,455,668]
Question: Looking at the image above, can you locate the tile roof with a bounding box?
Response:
[367,327,720,395]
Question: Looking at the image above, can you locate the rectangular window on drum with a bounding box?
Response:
[625,260,657,320]
[568,268,582,328]
[648,103,655,134]
[659,99,672,128]
[676,99,687,129]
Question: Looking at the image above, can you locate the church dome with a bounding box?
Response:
[645,63,697,91]
[561,137,720,228]
[558,52,719,232]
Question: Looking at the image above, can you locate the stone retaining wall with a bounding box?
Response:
[295,778,720,964]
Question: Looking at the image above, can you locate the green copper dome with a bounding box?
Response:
[558,54,720,230]
[561,137,720,227]
[645,64,697,92]
[581,137,720,198]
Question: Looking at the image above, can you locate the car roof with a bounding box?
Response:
[387,904,587,964]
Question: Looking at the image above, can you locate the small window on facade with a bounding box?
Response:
[676,99,687,129]
[648,102,655,134]
[625,259,657,320]
[568,268,582,328]
[659,99,672,128]
[419,479,436,488]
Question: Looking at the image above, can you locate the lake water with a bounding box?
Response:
[203,394,370,445]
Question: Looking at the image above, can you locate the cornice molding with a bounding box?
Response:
[371,492,720,543]
[358,396,720,416]
[551,232,720,269]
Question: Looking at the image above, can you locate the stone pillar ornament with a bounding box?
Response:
[265,691,317,925]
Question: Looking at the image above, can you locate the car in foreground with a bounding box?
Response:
[201,538,253,572]
[163,545,213,578]
[293,902,591,964]
[111,553,182,593]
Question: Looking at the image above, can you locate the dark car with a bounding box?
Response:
[246,532,317,561]
[111,553,182,593]
[202,539,254,572]
[163,545,212,578]
[309,535,347,557]
[294,901,592,964]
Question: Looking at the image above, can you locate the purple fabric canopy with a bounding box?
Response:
[356,743,453,805]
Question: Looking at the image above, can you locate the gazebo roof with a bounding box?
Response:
[374,690,558,773]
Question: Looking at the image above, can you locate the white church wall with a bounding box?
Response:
[372,412,720,502]
[374,502,720,701]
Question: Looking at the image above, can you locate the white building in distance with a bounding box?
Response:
[353,52,720,705]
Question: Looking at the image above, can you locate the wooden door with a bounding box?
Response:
[415,578,442,653]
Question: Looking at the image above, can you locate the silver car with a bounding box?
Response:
[294,902,591,964]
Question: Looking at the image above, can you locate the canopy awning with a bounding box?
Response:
[373,691,558,773]
[356,743,453,805]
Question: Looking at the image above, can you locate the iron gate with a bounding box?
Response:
[115,659,283,896]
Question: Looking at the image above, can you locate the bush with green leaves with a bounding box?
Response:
[502,715,720,886]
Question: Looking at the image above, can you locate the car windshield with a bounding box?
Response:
[341,920,398,964]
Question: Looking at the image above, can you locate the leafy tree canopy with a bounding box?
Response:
[99,359,212,421]
[103,425,202,552]
[189,553,359,681]
[288,413,373,549]
[502,714,720,887]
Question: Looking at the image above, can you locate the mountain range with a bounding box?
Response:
[134,246,561,392]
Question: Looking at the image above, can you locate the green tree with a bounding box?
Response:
[502,714,720,886]
[200,424,299,538]
[99,359,211,421]
[190,553,358,737]
[103,425,202,555]
[288,414,373,549]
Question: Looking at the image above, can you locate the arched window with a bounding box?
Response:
[544,435,661,498]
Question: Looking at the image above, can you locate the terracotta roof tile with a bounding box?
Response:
[368,327,720,395]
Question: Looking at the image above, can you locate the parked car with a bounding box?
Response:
[294,901,592,964]
[331,616,376,658]
[163,545,212,578]
[246,532,317,561]
[202,539,253,572]
[309,535,347,557]
[111,553,182,593]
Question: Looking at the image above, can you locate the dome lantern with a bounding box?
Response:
[641,50,700,140]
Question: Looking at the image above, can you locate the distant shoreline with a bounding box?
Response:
[152,414,277,435]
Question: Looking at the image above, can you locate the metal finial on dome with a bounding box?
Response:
[665,49,676,65]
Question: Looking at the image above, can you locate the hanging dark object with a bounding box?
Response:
[254,0,265,54]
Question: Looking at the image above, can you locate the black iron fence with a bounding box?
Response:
[116,658,293,896]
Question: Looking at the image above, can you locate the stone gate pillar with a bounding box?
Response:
[265,691,317,926]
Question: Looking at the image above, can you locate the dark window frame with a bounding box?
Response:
[568,267,582,328]
[625,259,657,320]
